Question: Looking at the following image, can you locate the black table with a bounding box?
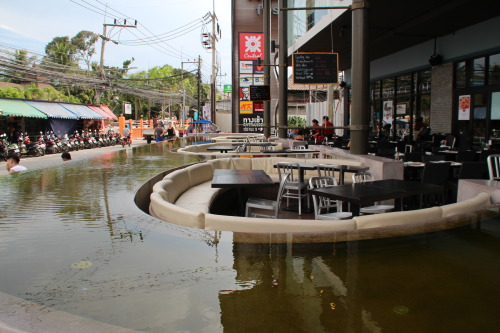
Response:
[211,169,275,215]
[274,162,369,184]
[308,179,443,216]
[206,145,239,153]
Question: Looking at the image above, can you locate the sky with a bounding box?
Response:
[0,0,232,86]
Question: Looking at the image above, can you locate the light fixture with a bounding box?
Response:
[429,37,443,66]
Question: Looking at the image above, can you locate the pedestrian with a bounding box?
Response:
[6,154,27,174]
[61,152,72,161]
[155,123,165,142]
[321,116,334,140]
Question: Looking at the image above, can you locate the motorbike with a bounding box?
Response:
[35,132,46,156]
[20,133,44,157]
[121,135,131,147]
[6,138,20,156]
[44,132,58,154]
[0,134,9,161]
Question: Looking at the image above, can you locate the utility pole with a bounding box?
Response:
[197,55,202,118]
[210,2,220,123]
[97,18,137,105]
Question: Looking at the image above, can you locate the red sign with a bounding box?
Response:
[254,101,264,112]
[239,32,264,60]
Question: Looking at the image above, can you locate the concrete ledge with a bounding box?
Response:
[147,156,493,234]
[0,291,136,333]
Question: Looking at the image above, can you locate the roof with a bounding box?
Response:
[59,103,104,119]
[87,105,115,120]
[97,105,118,120]
[0,99,48,119]
[26,101,78,119]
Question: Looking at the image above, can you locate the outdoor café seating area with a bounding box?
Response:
[147,152,497,235]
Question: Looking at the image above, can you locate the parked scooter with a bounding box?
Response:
[0,134,9,161]
[44,132,58,154]
[36,132,46,156]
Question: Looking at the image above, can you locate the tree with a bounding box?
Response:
[71,31,98,71]
[44,36,77,68]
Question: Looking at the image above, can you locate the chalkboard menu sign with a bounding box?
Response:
[293,52,338,84]
[250,85,271,101]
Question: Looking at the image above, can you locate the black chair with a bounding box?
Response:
[447,162,489,203]
[478,149,500,161]
[376,148,396,159]
[404,151,425,162]
[456,150,477,162]
[420,162,451,206]
[421,153,445,162]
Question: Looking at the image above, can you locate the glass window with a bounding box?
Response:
[471,57,485,86]
[456,61,466,88]
[489,54,500,85]
[472,93,487,148]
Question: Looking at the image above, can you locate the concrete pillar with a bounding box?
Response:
[350,0,370,155]
[278,0,288,138]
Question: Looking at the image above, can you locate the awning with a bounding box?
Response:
[87,105,116,120]
[98,105,118,120]
[59,103,104,119]
[0,99,48,119]
[26,101,78,119]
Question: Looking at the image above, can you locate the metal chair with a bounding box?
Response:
[276,162,309,215]
[316,163,343,184]
[487,154,500,180]
[352,172,394,214]
[245,172,290,218]
[308,176,352,220]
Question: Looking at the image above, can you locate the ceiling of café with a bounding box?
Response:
[290,0,500,70]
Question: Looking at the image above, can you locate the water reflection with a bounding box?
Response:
[0,138,499,332]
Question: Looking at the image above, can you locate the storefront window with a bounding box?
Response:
[489,54,500,85]
[471,57,486,86]
[456,61,466,88]
[472,93,487,148]
[395,74,412,137]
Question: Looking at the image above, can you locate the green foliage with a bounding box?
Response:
[71,30,98,70]
[288,116,306,127]
[0,86,25,99]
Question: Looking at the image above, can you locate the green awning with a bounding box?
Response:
[0,99,48,119]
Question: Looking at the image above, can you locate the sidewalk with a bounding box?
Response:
[0,139,150,176]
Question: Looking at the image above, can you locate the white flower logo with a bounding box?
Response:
[245,35,261,53]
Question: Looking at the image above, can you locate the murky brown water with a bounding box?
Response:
[1,138,500,332]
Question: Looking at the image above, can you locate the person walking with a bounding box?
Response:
[155,123,165,142]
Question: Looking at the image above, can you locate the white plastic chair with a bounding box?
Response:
[487,154,500,180]
[308,176,352,220]
[352,172,394,214]
[276,162,309,215]
[245,172,289,218]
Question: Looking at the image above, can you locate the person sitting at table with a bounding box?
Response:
[310,119,324,143]
[414,116,427,141]
[294,129,305,140]
[321,116,334,140]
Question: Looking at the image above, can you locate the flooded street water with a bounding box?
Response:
[1,139,500,332]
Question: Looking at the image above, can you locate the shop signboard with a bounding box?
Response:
[239,113,263,133]
[239,32,264,61]
[458,95,471,120]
